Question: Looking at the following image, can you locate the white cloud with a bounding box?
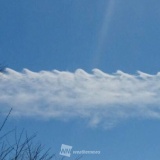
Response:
[1,68,160,128]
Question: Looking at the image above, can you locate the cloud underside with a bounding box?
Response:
[1,68,160,128]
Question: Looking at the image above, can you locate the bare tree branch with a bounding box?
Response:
[0,108,12,132]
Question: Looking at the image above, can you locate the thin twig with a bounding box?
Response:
[0,108,12,132]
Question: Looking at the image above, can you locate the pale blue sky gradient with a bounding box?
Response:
[1,0,160,159]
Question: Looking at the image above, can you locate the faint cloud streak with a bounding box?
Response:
[92,0,116,67]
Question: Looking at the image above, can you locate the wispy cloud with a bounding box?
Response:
[1,68,160,128]
[92,0,116,66]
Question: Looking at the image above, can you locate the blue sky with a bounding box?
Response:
[1,0,160,159]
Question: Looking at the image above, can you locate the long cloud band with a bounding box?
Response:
[0,68,160,127]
